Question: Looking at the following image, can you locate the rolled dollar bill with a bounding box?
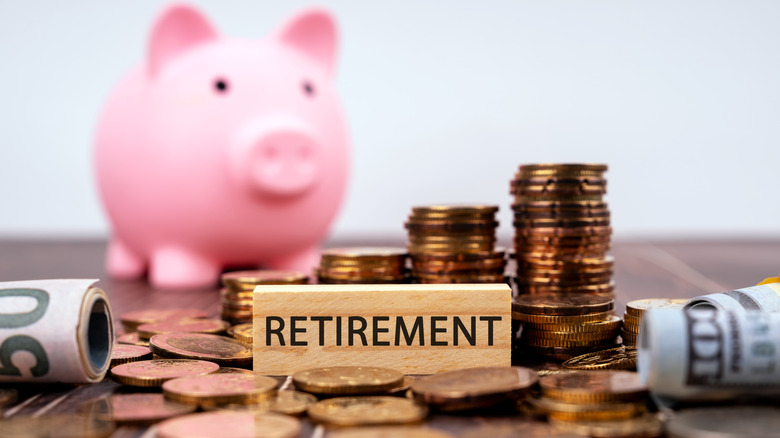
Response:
[685,282,780,312]
[0,279,114,383]
[639,307,780,401]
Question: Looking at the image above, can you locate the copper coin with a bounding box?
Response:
[120,308,208,332]
[293,366,404,395]
[156,411,301,438]
[321,247,407,261]
[149,332,252,367]
[512,293,614,316]
[517,163,608,174]
[269,391,318,416]
[111,359,219,387]
[411,367,537,411]
[411,204,499,216]
[162,373,277,407]
[81,393,196,425]
[110,344,153,367]
[539,370,647,403]
[137,318,229,340]
[116,332,149,347]
[512,200,608,210]
[227,323,253,344]
[217,367,254,375]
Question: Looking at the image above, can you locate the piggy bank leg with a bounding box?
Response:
[149,247,221,289]
[266,244,320,277]
[106,238,146,279]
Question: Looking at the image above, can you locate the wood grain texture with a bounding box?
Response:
[253,284,512,374]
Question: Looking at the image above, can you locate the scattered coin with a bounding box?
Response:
[562,346,637,371]
[539,370,647,403]
[268,390,318,416]
[137,318,230,339]
[549,412,664,438]
[162,373,277,407]
[80,393,196,425]
[411,367,537,411]
[217,367,254,374]
[329,426,454,438]
[110,344,153,367]
[120,308,208,332]
[111,359,219,387]
[0,413,116,438]
[293,366,404,395]
[527,396,646,421]
[227,323,253,344]
[307,396,428,426]
[156,411,301,438]
[117,331,149,347]
[149,332,252,367]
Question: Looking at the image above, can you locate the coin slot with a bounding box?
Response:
[88,298,111,369]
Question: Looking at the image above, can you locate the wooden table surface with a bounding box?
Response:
[0,238,777,437]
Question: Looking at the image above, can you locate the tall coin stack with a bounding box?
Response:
[404,205,506,284]
[220,270,309,325]
[510,163,613,295]
[317,247,409,284]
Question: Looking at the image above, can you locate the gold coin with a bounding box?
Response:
[80,393,196,425]
[522,336,618,349]
[528,396,646,421]
[513,311,612,324]
[227,323,253,344]
[217,367,254,374]
[329,426,455,438]
[517,163,608,175]
[562,346,638,371]
[411,367,537,411]
[513,293,614,316]
[137,318,230,340]
[111,359,219,387]
[523,315,623,334]
[110,344,153,367]
[162,373,277,407]
[539,370,647,404]
[120,308,208,332]
[307,396,428,426]
[621,329,638,346]
[411,204,499,216]
[623,313,641,328]
[221,269,309,290]
[156,411,300,438]
[321,247,407,262]
[523,328,620,343]
[0,413,116,438]
[625,298,687,317]
[268,390,318,416]
[293,366,404,395]
[549,412,664,438]
[149,333,252,367]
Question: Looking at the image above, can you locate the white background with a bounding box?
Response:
[1,1,779,242]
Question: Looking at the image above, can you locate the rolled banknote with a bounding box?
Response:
[685,282,780,312]
[639,307,780,401]
[0,279,114,383]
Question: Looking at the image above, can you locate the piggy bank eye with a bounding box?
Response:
[214,78,229,94]
[302,80,315,97]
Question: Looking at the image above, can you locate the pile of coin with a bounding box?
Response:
[510,163,613,295]
[622,298,687,346]
[405,205,506,283]
[220,270,309,324]
[512,293,621,361]
[527,370,662,437]
[317,247,409,284]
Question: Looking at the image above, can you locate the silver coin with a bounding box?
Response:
[667,407,780,438]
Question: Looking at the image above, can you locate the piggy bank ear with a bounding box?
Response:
[275,9,337,75]
[148,4,219,77]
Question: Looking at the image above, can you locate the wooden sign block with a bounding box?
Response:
[253,283,511,375]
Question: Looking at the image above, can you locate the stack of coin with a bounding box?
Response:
[622,298,687,346]
[317,247,409,284]
[512,293,621,361]
[528,371,654,430]
[510,164,613,295]
[405,205,506,284]
[220,270,309,324]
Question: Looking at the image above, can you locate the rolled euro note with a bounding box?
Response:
[685,282,780,312]
[0,279,114,383]
[639,307,780,401]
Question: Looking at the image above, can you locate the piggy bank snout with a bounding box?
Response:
[231,120,321,197]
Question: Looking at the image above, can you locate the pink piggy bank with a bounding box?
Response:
[94,4,350,289]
